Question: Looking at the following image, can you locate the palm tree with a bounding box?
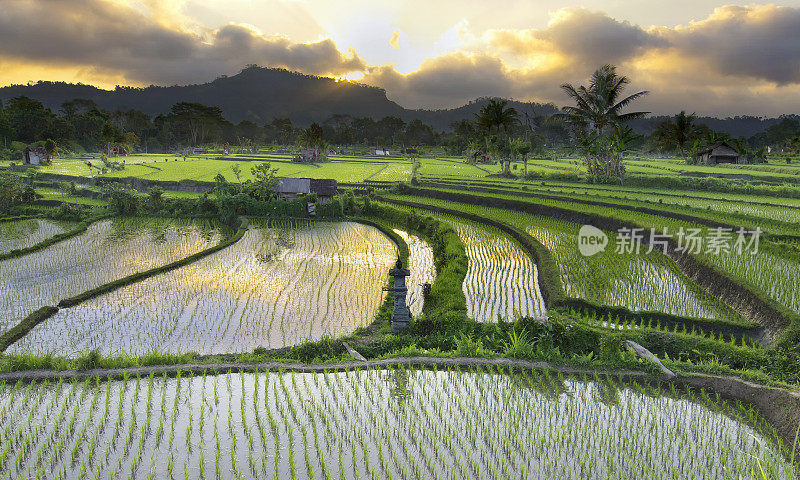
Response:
[652,111,699,163]
[475,99,519,173]
[475,99,519,135]
[553,65,649,133]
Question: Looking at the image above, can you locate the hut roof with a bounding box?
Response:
[275,177,336,197]
[276,177,311,194]
[696,141,739,156]
[310,179,337,197]
[24,146,49,156]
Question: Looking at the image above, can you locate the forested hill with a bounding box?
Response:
[0,68,405,126]
[0,66,556,130]
[0,66,785,136]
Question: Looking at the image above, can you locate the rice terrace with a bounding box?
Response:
[2,1,800,479]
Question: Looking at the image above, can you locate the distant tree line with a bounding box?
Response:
[2,81,800,167]
[0,95,571,160]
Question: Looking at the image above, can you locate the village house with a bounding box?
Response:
[22,146,52,165]
[696,141,744,165]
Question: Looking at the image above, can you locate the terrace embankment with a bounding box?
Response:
[376,196,765,344]
[419,180,800,242]
[394,187,795,341]
[0,356,797,452]
[422,178,800,211]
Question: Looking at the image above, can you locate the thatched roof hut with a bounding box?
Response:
[696,142,742,165]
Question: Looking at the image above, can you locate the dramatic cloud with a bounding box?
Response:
[364,53,519,108]
[361,5,800,114]
[0,0,365,85]
[651,4,800,84]
[488,8,664,66]
[3,1,800,115]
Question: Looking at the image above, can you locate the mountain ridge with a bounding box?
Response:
[0,66,784,137]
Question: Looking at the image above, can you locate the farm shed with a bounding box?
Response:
[275,177,337,201]
[276,178,311,200]
[22,146,51,165]
[696,142,743,165]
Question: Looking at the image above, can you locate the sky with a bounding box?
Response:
[2,0,800,116]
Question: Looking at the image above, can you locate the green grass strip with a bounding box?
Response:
[0,215,111,262]
[0,307,59,352]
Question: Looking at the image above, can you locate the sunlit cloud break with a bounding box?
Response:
[1,0,800,115]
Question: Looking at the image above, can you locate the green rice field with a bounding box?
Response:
[7,221,396,356]
[0,368,792,480]
[0,219,77,254]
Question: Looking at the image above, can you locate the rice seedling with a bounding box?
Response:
[0,217,222,334]
[0,219,77,255]
[8,220,396,356]
[1,368,784,479]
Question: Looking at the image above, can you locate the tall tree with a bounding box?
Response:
[169,102,225,145]
[553,65,649,133]
[475,99,519,135]
[0,101,13,148]
[652,111,700,163]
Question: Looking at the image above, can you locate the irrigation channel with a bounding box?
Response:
[0,364,794,480]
